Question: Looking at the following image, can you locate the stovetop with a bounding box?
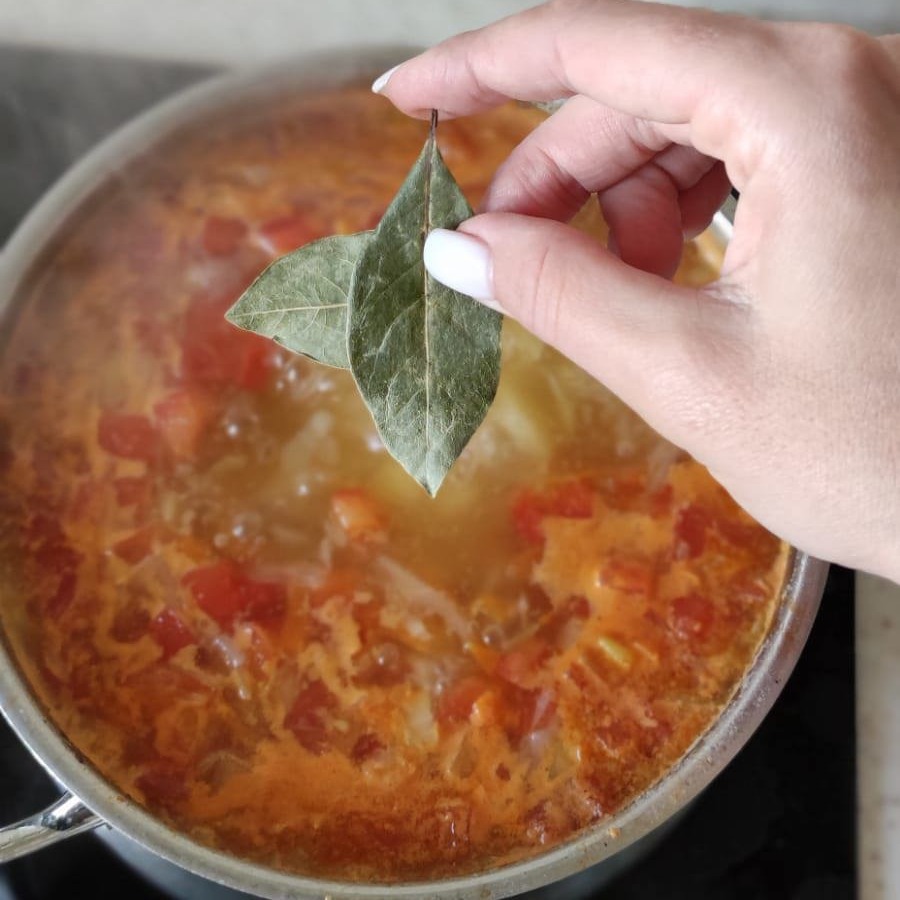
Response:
[0,45,856,900]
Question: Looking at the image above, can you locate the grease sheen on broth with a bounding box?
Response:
[0,86,784,882]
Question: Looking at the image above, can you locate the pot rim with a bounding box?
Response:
[0,48,829,900]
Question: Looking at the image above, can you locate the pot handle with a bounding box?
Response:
[0,792,103,863]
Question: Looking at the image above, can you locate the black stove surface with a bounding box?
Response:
[0,46,856,900]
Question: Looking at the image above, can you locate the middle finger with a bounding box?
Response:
[480,96,703,221]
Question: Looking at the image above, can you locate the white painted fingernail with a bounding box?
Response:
[424,229,501,311]
[371,64,402,94]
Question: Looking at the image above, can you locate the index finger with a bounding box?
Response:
[377,0,781,175]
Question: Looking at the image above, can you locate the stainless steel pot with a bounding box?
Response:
[0,48,829,900]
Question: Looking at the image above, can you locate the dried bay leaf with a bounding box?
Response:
[347,115,502,496]
[226,112,501,495]
[226,232,370,369]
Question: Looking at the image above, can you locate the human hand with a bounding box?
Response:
[373,0,900,582]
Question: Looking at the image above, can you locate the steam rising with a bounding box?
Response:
[0,45,211,242]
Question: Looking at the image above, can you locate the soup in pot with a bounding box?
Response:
[0,86,785,882]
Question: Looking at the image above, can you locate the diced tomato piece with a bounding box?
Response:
[284,680,337,754]
[511,492,547,546]
[495,638,551,688]
[97,411,161,462]
[669,592,715,641]
[716,515,780,560]
[202,216,247,256]
[511,478,594,546]
[330,489,387,543]
[113,475,150,507]
[182,560,286,630]
[112,527,153,565]
[257,214,319,255]
[181,296,274,392]
[182,560,245,628]
[153,389,214,458]
[242,580,287,624]
[150,608,197,659]
[673,504,710,559]
[351,732,385,763]
[235,338,274,392]
[437,675,490,725]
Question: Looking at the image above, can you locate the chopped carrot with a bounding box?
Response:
[330,489,387,543]
[153,389,214,459]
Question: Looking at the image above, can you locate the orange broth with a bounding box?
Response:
[0,86,784,882]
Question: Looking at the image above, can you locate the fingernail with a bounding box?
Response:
[423,229,501,311]
[371,63,402,94]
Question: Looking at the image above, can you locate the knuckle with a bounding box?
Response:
[808,23,884,76]
[512,142,589,213]
[772,23,897,169]
[779,23,887,105]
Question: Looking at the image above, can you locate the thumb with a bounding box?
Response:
[424,212,752,459]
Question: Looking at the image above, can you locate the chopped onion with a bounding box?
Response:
[645,441,682,491]
[196,750,251,789]
[280,409,339,488]
[375,556,468,638]
[404,691,438,747]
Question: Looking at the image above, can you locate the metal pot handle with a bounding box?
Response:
[0,792,102,863]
